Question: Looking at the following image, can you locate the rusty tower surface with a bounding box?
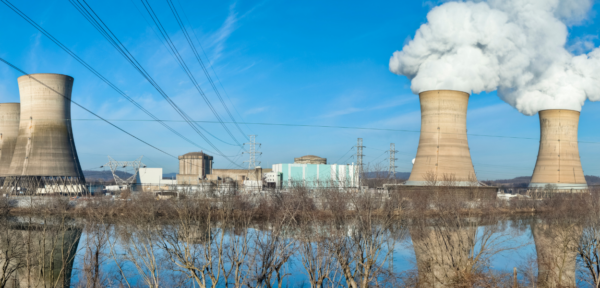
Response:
[3,74,86,194]
[406,90,477,186]
[529,109,587,190]
[0,103,20,177]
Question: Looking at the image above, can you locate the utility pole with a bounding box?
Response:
[389,143,398,179]
[356,138,365,179]
[243,135,262,169]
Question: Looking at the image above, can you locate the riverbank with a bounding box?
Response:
[2,187,595,220]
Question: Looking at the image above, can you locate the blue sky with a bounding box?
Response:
[1,0,599,180]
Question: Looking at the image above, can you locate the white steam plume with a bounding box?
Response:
[389,0,600,115]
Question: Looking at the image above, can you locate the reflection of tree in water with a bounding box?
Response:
[0,217,82,288]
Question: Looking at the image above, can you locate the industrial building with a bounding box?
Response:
[136,167,177,191]
[172,151,275,191]
[529,109,588,191]
[406,90,478,186]
[3,74,86,194]
[272,155,359,188]
[176,151,213,185]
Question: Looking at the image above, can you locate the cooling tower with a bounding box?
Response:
[406,90,478,186]
[529,109,587,190]
[4,74,85,194]
[0,103,20,177]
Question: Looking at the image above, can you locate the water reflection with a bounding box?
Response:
[1,214,600,287]
[531,217,581,287]
[0,217,81,288]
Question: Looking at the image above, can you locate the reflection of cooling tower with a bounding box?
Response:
[5,74,85,194]
[410,225,476,287]
[0,103,20,176]
[406,90,477,186]
[531,220,580,288]
[529,110,587,190]
[3,223,82,288]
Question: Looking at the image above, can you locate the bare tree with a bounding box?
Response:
[156,199,225,288]
[0,216,25,287]
[114,194,163,288]
[77,214,110,288]
[327,190,402,287]
[423,171,438,187]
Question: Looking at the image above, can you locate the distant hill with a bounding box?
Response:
[482,176,531,188]
[163,172,177,179]
[482,175,600,188]
[83,170,133,182]
[364,171,410,180]
[585,175,600,185]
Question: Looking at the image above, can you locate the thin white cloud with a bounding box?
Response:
[319,96,416,118]
[207,5,238,64]
[244,106,269,116]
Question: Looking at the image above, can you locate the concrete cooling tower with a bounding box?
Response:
[3,73,86,194]
[0,103,20,178]
[529,109,587,191]
[406,90,478,186]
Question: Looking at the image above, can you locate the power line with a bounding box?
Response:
[340,154,355,165]
[0,0,244,167]
[333,147,354,164]
[48,118,600,144]
[67,0,245,163]
[0,58,232,172]
[174,0,255,135]
[138,0,243,146]
[0,58,178,162]
[165,0,248,140]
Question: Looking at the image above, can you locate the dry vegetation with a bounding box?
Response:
[1,182,600,287]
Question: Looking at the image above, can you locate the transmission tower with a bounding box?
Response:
[102,156,145,186]
[356,138,365,177]
[389,143,398,178]
[243,135,262,169]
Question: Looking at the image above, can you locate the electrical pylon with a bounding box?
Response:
[243,135,262,169]
[356,138,365,178]
[389,143,398,178]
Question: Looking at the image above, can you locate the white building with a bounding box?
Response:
[136,168,176,191]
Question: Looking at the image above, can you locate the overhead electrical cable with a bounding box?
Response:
[58,118,600,145]
[0,58,235,170]
[166,0,249,140]
[369,151,388,163]
[340,154,355,165]
[68,0,240,151]
[332,147,354,164]
[0,0,246,167]
[174,0,255,135]
[137,0,243,146]
[0,58,179,162]
[0,0,217,152]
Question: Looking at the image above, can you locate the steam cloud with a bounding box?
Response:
[389,0,600,115]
